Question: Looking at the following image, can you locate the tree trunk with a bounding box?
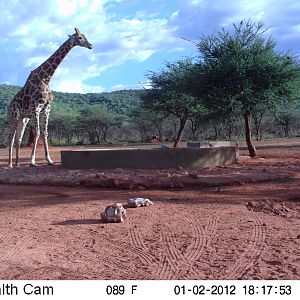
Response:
[284,120,290,137]
[244,114,256,157]
[173,118,187,148]
[212,123,222,140]
[253,112,264,141]
[255,127,261,141]
[158,126,163,142]
[227,122,233,141]
[153,122,163,142]
[190,117,201,141]
[213,124,219,139]
[102,126,108,142]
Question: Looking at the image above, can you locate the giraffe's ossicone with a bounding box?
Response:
[6,28,92,168]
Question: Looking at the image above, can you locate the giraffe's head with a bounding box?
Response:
[69,28,93,49]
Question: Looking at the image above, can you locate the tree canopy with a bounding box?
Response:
[188,20,300,156]
[142,59,207,147]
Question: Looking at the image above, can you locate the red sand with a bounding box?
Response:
[0,142,299,280]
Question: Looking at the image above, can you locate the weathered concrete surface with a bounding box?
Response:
[61,147,239,169]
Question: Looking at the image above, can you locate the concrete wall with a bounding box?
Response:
[61,147,239,169]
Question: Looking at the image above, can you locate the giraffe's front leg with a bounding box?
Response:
[29,112,40,167]
[41,105,54,165]
[15,118,30,167]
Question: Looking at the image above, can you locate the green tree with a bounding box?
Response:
[0,114,6,147]
[49,111,79,144]
[276,102,300,137]
[129,103,167,142]
[79,104,116,144]
[142,59,205,147]
[189,20,300,156]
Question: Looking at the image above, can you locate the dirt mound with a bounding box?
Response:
[246,200,295,218]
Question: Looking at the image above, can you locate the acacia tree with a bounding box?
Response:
[129,104,167,142]
[79,105,116,144]
[142,59,205,147]
[276,103,299,137]
[189,20,300,156]
[48,112,79,144]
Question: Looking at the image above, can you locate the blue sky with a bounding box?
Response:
[1,0,300,93]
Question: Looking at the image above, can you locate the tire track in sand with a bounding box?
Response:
[85,249,153,279]
[187,213,219,278]
[222,210,266,280]
[158,255,174,280]
[125,209,163,277]
[129,221,174,279]
[110,237,156,267]
[0,216,36,266]
[158,213,220,279]
[158,231,182,279]
[159,214,205,279]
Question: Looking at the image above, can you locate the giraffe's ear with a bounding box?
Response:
[75,28,81,35]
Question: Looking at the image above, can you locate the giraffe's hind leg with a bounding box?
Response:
[15,118,30,167]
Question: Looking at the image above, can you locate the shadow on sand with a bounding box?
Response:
[52,218,106,226]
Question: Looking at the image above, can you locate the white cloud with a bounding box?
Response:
[10,25,29,37]
[127,49,155,62]
[110,80,150,91]
[56,0,78,17]
[52,79,104,93]
[123,19,142,26]
[189,0,203,5]
[168,47,185,53]
[25,56,48,68]
[15,38,38,52]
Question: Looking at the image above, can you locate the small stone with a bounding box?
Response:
[100,203,126,223]
[137,185,146,190]
[128,198,153,208]
[95,173,105,178]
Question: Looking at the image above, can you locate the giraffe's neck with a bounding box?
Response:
[33,38,75,84]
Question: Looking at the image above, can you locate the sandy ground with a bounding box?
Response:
[0,140,299,280]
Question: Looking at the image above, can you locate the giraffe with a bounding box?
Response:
[6,28,92,168]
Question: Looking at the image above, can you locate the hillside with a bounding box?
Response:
[0,84,143,116]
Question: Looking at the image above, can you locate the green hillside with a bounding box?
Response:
[0,84,143,116]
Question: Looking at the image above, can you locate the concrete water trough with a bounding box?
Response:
[61,146,239,169]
